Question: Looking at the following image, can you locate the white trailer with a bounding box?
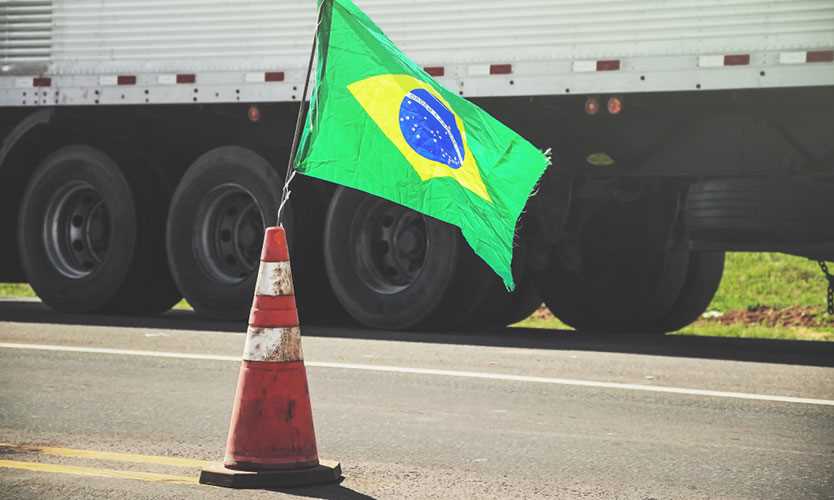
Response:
[3,1,834,104]
[1,0,833,331]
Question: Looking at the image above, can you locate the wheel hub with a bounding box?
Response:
[353,199,428,294]
[43,182,111,279]
[196,184,264,284]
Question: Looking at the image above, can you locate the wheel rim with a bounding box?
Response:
[195,183,264,284]
[43,182,111,279]
[351,198,429,294]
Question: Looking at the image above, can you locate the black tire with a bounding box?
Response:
[659,251,725,332]
[487,274,543,327]
[538,249,689,333]
[687,178,834,245]
[166,146,286,320]
[467,274,541,329]
[429,237,503,331]
[323,187,467,330]
[18,145,180,314]
[290,178,351,325]
[537,195,690,333]
[468,242,542,329]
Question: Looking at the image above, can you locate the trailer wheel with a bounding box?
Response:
[166,146,286,320]
[323,187,469,330]
[468,243,542,329]
[476,274,542,329]
[428,237,504,331]
[659,252,725,332]
[537,194,690,333]
[18,145,180,313]
[289,179,351,325]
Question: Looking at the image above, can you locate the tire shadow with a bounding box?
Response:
[1,299,832,368]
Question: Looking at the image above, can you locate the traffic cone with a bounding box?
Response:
[199,226,341,489]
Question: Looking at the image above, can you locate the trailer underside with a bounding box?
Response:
[1,86,832,330]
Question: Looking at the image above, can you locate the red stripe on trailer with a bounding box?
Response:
[723,54,750,66]
[253,295,296,311]
[490,64,512,75]
[177,73,196,84]
[265,71,285,82]
[596,60,621,71]
[33,77,51,87]
[117,75,137,85]
[261,227,290,262]
[424,66,445,77]
[249,308,299,328]
[807,50,834,63]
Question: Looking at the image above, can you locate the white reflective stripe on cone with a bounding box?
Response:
[255,261,294,297]
[242,326,303,362]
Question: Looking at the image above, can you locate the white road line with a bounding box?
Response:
[2,342,833,407]
[0,342,239,362]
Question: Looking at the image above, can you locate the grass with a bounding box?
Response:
[513,314,572,331]
[0,283,35,297]
[2,253,832,341]
[676,323,834,341]
[173,299,192,311]
[681,253,833,341]
[513,314,834,342]
[709,253,827,312]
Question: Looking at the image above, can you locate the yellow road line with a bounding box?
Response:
[0,443,213,469]
[0,459,198,485]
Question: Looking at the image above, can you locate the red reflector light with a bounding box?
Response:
[424,66,445,77]
[33,77,51,87]
[585,97,600,115]
[176,74,196,84]
[265,72,285,82]
[723,54,750,66]
[247,105,261,123]
[117,75,136,85]
[607,96,623,115]
[489,64,512,75]
[596,60,621,71]
[807,50,834,63]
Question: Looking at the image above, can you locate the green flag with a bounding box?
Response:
[296,0,549,289]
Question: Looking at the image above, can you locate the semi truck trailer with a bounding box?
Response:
[1,0,832,332]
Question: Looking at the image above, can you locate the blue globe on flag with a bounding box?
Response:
[398,88,465,169]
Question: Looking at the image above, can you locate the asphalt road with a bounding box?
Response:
[1,299,833,499]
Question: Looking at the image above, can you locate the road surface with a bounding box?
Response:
[1,299,833,499]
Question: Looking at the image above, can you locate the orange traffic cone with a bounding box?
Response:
[199,226,341,489]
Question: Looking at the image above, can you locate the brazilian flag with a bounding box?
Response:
[296,0,549,289]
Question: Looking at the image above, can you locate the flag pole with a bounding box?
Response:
[276,0,328,227]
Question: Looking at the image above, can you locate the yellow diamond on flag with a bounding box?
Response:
[348,74,491,202]
[296,0,550,290]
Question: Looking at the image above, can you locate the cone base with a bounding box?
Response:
[199,460,341,489]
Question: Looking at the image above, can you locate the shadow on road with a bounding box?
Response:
[271,479,376,499]
[2,299,833,368]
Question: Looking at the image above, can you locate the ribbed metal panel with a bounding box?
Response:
[40,0,834,75]
[49,0,317,74]
[373,0,834,58]
[0,0,53,65]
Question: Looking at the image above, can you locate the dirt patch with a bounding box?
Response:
[530,305,554,321]
[705,306,834,328]
[530,303,834,329]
